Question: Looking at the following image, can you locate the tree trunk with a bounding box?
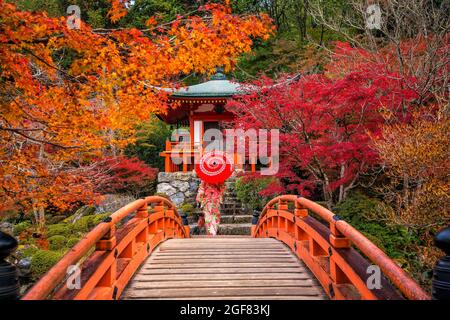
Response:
[32,202,46,233]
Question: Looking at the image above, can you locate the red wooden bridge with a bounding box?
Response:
[21,195,431,300]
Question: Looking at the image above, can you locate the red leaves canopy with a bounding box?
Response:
[228,45,418,205]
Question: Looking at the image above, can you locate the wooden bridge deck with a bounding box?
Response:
[121,236,326,300]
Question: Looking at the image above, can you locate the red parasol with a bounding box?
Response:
[195,151,234,184]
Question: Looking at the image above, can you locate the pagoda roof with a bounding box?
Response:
[161,69,245,98]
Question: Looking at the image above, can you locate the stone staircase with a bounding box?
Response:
[188,177,252,235]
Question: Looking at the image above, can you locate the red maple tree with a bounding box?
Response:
[90,156,158,198]
[228,46,418,207]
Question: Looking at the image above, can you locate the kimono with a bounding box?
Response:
[196,181,226,236]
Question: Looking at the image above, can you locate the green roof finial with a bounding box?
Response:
[210,67,227,80]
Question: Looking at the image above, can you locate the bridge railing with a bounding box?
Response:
[252,195,430,300]
[22,196,190,300]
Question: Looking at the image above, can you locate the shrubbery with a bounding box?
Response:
[30,250,65,278]
[332,192,433,287]
[47,224,71,238]
[180,203,195,216]
[18,245,39,259]
[14,221,32,235]
[66,237,80,248]
[235,175,281,210]
[48,235,67,250]
[333,192,417,261]
[23,212,111,279]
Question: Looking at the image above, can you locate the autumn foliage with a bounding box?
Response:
[93,156,158,197]
[373,111,450,230]
[228,45,418,207]
[0,0,273,213]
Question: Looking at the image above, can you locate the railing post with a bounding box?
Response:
[278,199,288,211]
[329,216,351,249]
[179,211,190,235]
[96,218,116,251]
[136,203,149,219]
[432,226,450,300]
[153,201,165,213]
[0,231,19,300]
[294,201,308,218]
[251,210,260,237]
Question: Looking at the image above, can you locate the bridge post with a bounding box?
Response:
[136,203,149,218]
[432,226,450,300]
[0,231,19,300]
[251,210,260,237]
[294,201,308,218]
[179,211,190,235]
[329,216,351,249]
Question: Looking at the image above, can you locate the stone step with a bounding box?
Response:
[221,204,246,209]
[187,214,252,224]
[189,223,252,236]
[221,215,253,224]
[219,223,252,235]
[221,210,239,215]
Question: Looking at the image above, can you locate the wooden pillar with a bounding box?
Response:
[182,154,188,173]
[164,139,172,173]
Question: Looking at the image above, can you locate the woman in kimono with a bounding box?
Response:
[196,181,226,236]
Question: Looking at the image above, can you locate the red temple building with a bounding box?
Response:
[158,70,259,173]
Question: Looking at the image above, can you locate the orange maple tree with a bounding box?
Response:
[0,0,273,217]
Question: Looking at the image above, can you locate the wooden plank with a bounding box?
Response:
[152,255,294,259]
[130,273,313,281]
[159,246,286,250]
[149,258,297,263]
[142,262,300,269]
[125,295,326,300]
[155,252,292,256]
[121,237,326,300]
[157,250,289,255]
[159,243,286,247]
[123,287,323,298]
[136,267,307,274]
[168,238,272,241]
[127,279,316,289]
[163,244,278,247]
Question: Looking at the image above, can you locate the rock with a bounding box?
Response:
[0,222,14,236]
[171,192,185,206]
[17,258,32,279]
[156,172,200,208]
[157,172,172,183]
[95,194,136,213]
[172,172,194,181]
[189,180,200,191]
[157,183,177,196]
[172,180,190,192]
[68,205,96,224]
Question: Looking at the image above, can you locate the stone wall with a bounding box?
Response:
[94,194,137,213]
[156,172,200,207]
